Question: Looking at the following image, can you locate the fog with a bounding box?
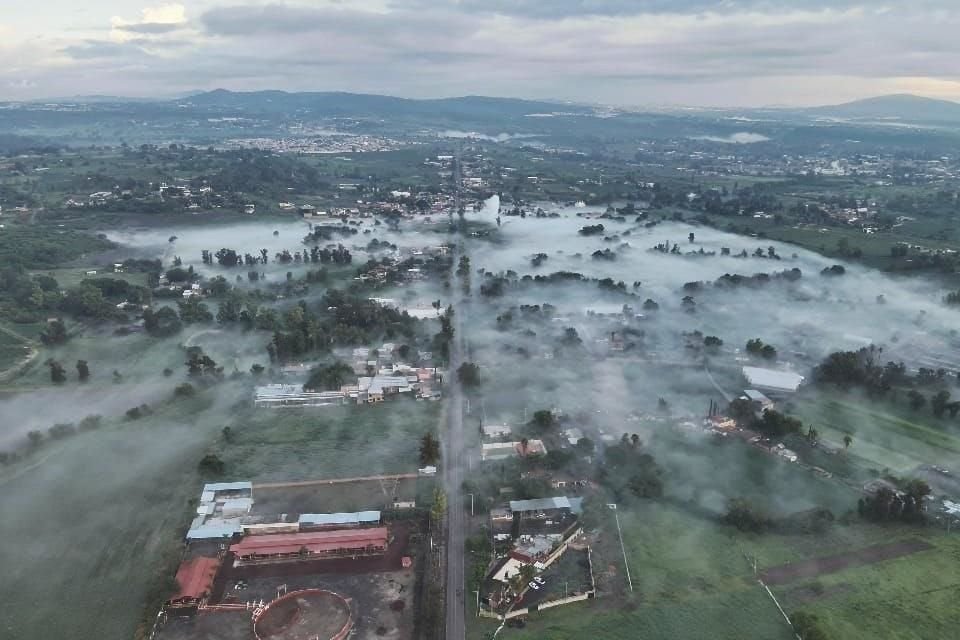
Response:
[459,202,960,517]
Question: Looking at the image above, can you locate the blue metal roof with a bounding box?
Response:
[509,497,572,513]
[298,510,381,526]
[202,481,252,493]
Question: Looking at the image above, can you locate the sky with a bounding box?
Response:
[2,1,960,107]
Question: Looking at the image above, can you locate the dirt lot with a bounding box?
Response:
[158,569,415,640]
[250,478,420,516]
[760,538,933,586]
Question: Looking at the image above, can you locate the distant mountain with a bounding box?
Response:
[804,94,960,124]
[179,89,594,119]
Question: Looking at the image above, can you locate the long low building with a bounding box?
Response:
[166,556,222,610]
[298,511,381,529]
[255,384,347,408]
[742,366,805,393]
[230,528,389,564]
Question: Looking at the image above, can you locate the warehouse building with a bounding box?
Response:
[230,528,389,565]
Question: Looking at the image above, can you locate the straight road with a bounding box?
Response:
[444,183,469,640]
[443,293,468,640]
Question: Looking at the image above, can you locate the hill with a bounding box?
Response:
[805,94,960,124]
[178,89,594,119]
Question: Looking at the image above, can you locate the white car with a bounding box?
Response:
[528,581,540,590]
[533,576,546,586]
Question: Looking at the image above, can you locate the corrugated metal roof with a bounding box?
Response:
[170,556,221,602]
[230,528,388,556]
[298,511,381,526]
[221,498,253,513]
[202,481,252,493]
[509,496,572,513]
[742,367,804,392]
[186,521,242,540]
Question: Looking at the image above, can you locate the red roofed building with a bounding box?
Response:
[166,556,221,610]
[230,527,389,565]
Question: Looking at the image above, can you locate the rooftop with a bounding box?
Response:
[230,527,388,556]
[298,511,381,527]
[742,366,805,392]
[169,556,221,604]
[509,496,583,514]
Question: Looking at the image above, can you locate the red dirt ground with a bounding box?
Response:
[760,538,933,586]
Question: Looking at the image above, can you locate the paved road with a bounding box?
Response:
[444,259,468,639]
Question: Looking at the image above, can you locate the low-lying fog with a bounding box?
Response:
[469,203,959,373]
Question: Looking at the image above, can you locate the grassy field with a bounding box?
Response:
[217,399,443,483]
[772,531,960,640]
[0,324,32,371]
[793,391,960,473]
[0,392,236,640]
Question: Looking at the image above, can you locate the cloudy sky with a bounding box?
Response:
[3,1,960,106]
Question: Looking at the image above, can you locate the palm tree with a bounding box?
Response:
[843,434,853,450]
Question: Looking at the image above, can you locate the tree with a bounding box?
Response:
[530,409,556,432]
[722,498,771,533]
[46,359,66,384]
[704,335,723,351]
[144,306,182,337]
[843,434,853,450]
[931,390,951,418]
[304,361,353,391]
[457,362,481,388]
[791,611,830,640]
[221,426,234,443]
[76,359,90,382]
[185,346,221,378]
[174,382,196,397]
[198,453,225,476]
[40,318,68,345]
[728,397,756,425]
[419,432,441,466]
[907,389,927,411]
[575,437,595,455]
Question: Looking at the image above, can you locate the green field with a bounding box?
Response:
[774,532,960,640]
[0,324,32,372]
[217,399,442,482]
[0,392,234,640]
[793,391,960,473]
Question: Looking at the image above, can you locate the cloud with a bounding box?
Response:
[6,1,960,105]
[111,3,188,42]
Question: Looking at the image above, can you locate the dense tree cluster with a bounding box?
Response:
[858,479,931,523]
[304,361,354,391]
[597,435,664,500]
[745,338,777,360]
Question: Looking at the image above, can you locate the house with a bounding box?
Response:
[481,440,547,461]
[563,427,584,446]
[509,496,583,520]
[550,474,589,490]
[743,389,775,411]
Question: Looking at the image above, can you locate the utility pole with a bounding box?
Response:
[608,504,633,592]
